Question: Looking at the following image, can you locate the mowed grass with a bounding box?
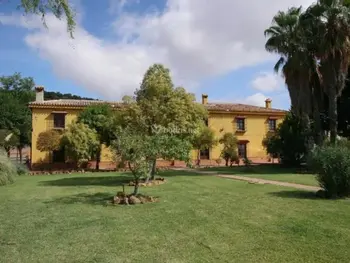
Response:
[201,165,319,186]
[1,171,350,263]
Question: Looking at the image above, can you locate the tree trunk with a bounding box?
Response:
[301,113,313,151]
[133,180,139,195]
[145,160,153,183]
[95,148,101,170]
[328,88,338,144]
[150,159,157,180]
[197,150,201,166]
[313,105,323,146]
[18,147,23,163]
[128,162,139,195]
[6,149,10,158]
[225,158,229,167]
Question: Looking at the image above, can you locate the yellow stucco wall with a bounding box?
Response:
[31,108,113,165]
[207,113,283,159]
[31,107,284,165]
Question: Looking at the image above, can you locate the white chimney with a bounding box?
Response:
[35,86,44,102]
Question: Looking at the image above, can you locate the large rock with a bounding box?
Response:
[113,196,121,204]
[129,195,141,205]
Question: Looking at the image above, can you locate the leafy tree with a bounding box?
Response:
[124,64,206,179]
[262,131,281,161]
[113,126,192,194]
[219,132,238,166]
[0,73,34,161]
[62,122,99,166]
[18,0,75,37]
[36,130,62,162]
[77,104,114,170]
[192,126,217,166]
[262,113,308,166]
[0,130,19,158]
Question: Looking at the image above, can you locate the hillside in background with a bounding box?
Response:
[44,91,95,100]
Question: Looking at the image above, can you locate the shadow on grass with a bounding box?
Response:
[268,190,320,200]
[159,170,209,177]
[45,192,114,205]
[200,164,308,175]
[39,175,133,187]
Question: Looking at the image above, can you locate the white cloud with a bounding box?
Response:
[0,0,314,99]
[211,92,268,107]
[251,72,281,92]
[244,93,268,107]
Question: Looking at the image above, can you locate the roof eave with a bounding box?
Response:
[208,109,287,116]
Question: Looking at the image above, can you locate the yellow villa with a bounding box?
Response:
[29,87,286,169]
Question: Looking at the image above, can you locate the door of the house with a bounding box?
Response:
[238,143,247,158]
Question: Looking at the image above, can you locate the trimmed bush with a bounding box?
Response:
[0,150,18,186]
[309,144,350,198]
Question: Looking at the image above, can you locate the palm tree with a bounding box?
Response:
[302,0,350,144]
[264,7,321,145]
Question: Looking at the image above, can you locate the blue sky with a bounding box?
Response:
[0,0,315,109]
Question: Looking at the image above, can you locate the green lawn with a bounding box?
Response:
[1,171,350,263]
[200,165,319,186]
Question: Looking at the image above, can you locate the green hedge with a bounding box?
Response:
[309,144,350,198]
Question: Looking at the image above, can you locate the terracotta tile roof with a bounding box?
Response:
[204,103,286,114]
[29,99,124,108]
[29,99,286,114]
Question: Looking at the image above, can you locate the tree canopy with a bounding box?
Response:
[19,0,76,37]
[219,132,239,166]
[77,104,115,170]
[118,64,207,178]
[36,130,62,153]
[192,125,217,166]
[62,122,99,166]
[0,73,35,160]
[265,0,350,145]
[262,113,308,166]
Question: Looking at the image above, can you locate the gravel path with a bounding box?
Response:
[216,174,321,191]
[172,168,321,191]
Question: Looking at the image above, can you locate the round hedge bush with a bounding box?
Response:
[309,144,350,198]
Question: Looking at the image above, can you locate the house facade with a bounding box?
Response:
[29,87,286,169]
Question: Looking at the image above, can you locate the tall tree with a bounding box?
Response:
[264,7,321,146]
[0,73,35,161]
[77,104,114,170]
[129,64,206,179]
[303,0,350,144]
[265,1,350,145]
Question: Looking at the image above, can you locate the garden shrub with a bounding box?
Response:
[309,144,350,198]
[15,163,29,176]
[0,150,18,186]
